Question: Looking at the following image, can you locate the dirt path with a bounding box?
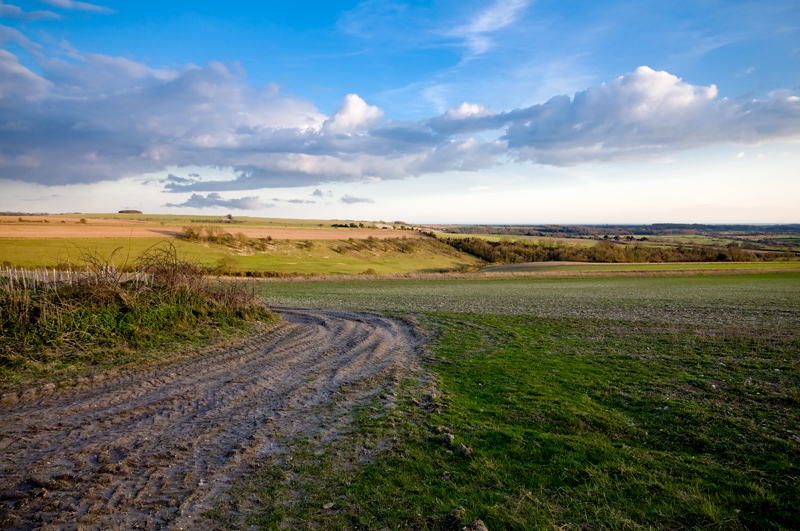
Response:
[0,309,424,530]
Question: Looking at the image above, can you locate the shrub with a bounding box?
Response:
[0,242,273,368]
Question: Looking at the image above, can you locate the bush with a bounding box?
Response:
[0,242,274,367]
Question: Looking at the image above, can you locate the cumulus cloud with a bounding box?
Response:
[340,195,375,204]
[502,67,800,165]
[430,66,800,165]
[0,42,506,189]
[164,193,271,210]
[323,93,384,134]
[444,102,493,120]
[1,35,799,193]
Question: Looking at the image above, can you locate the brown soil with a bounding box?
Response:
[0,309,423,530]
[0,218,423,240]
[0,224,184,239]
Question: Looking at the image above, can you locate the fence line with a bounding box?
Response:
[0,266,154,293]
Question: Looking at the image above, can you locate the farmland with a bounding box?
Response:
[3,214,798,276]
[0,214,476,275]
[227,272,800,530]
[260,272,800,330]
[1,214,799,529]
[0,236,478,275]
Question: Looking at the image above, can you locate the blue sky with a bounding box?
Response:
[1,0,799,223]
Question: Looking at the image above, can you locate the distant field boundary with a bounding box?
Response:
[249,264,800,282]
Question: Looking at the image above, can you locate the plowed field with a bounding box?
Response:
[0,310,422,530]
[0,217,422,240]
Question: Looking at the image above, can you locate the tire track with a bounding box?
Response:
[0,309,423,530]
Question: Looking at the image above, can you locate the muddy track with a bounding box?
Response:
[0,309,424,530]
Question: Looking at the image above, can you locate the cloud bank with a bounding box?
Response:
[1,37,799,194]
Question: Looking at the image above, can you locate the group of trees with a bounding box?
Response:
[441,237,795,264]
[331,222,365,228]
[332,236,421,255]
[182,225,273,250]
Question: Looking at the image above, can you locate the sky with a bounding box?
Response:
[1,0,799,224]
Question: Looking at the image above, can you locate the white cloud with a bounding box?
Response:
[443,102,493,120]
[0,42,506,189]
[0,49,52,104]
[0,2,59,19]
[323,93,384,134]
[164,193,271,210]
[447,0,531,55]
[503,67,800,165]
[36,0,112,13]
[1,39,799,193]
[340,194,375,204]
[0,24,45,54]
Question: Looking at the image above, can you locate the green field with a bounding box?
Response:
[235,272,800,530]
[0,237,482,275]
[480,261,800,273]
[260,272,800,330]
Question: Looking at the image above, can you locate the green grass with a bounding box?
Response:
[225,272,800,530]
[260,272,800,331]
[481,261,800,273]
[0,238,228,269]
[243,239,479,275]
[0,237,481,275]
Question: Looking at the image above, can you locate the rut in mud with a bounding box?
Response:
[0,309,424,530]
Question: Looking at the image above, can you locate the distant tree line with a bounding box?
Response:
[440,237,796,264]
[438,223,800,238]
[331,223,366,228]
